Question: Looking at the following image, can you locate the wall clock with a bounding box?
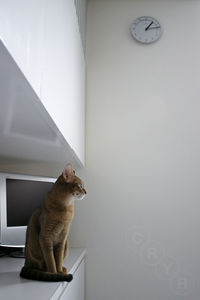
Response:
[130,16,162,44]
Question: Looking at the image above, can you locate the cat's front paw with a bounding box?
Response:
[62,266,67,274]
[58,266,67,274]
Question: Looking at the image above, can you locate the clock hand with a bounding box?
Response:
[145,21,153,31]
[148,26,161,30]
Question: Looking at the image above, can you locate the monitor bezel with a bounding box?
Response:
[0,172,56,247]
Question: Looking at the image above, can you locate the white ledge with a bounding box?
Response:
[0,247,86,300]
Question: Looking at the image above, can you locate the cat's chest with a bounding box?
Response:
[46,220,71,245]
[52,222,69,243]
[40,207,73,241]
[40,215,71,240]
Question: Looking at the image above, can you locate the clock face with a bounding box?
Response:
[130,16,161,44]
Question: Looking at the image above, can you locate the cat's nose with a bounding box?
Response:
[83,188,87,194]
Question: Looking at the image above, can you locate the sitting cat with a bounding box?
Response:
[20,163,86,282]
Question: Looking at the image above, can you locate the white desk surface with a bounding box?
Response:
[0,248,86,300]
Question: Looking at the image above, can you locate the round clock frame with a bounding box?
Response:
[130,16,162,44]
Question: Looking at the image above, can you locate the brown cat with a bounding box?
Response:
[20,163,86,282]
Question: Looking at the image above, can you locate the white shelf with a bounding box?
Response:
[0,247,86,300]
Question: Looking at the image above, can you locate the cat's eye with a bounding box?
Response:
[79,184,82,189]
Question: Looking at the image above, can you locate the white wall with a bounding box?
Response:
[70,0,200,299]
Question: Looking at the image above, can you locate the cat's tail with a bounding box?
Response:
[20,266,73,282]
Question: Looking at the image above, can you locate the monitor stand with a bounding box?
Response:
[0,250,6,257]
[0,245,25,258]
[9,248,25,258]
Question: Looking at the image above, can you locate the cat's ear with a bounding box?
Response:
[62,163,74,182]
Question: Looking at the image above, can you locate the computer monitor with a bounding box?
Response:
[0,172,55,248]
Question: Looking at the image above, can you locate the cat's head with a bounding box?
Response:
[62,163,87,201]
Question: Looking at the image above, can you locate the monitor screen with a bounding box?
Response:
[6,179,54,227]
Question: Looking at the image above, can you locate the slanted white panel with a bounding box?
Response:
[0,39,82,168]
[74,0,87,54]
[0,0,85,166]
[41,0,85,165]
[0,0,46,98]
